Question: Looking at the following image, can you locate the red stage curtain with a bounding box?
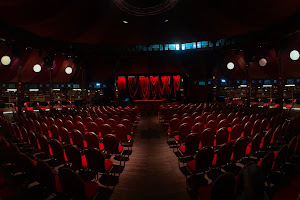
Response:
[160,76,171,99]
[128,77,138,98]
[150,76,159,100]
[117,77,126,92]
[139,77,150,100]
[173,75,181,97]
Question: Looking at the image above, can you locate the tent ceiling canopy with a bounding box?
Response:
[0,0,299,45]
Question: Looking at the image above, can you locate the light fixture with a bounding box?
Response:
[165,19,169,22]
[65,67,72,74]
[290,50,299,61]
[33,64,42,73]
[123,20,128,24]
[259,58,267,67]
[227,62,234,70]
[1,55,11,66]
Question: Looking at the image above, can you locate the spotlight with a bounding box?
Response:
[65,66,72,74]
[33,64,42,73]
[227,62,234,70]
[165,19,169,22]
[1,55,11,66]
[290,50,299,61]
[123,20,128,24]
[259,58,267,67]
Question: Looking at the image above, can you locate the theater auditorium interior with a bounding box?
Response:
[0,1,299,200]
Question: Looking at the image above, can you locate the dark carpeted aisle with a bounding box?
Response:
[110,115,189,200]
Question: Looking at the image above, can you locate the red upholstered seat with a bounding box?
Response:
[272,186,300,200]
[212,154,217,166]
[187,160,196,172]
[118,146,124,153]
[197,185,211,200]
[174,135,179,141]
[179,145,185,153]
[99,143,104,150]
[55,175,62,192]
[104,160,113,171]
[81,155,88,168]
[246,145,251,155]
[84,181,99,200]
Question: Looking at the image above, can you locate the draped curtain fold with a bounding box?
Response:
[173,75,181,97]
[117,77,126,92]
[119,75,180,100]
[128,76,139,98]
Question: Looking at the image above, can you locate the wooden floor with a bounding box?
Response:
[110,115,189,200]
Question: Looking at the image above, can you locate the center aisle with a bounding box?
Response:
[110,115,189,200]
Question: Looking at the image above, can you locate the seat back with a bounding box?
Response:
[252,119,261,135]
[185,133,200,156]
[230,124,243,141]
[260,151,274,177]
[106,118,117,131]
[64,120,74,132]
[74,121,85,136]
[216,113,226,123]
[84,148,106,173]
[261,129,273,150]
[87,122,99,135]
[103,134,120,154]
[94,118,105,129]
[272,125,282,144]
[39,135,50,156]
[207,120,217,134]
[169,118,181,133]
[218,119,229,129]
[55,118,64,130]
[50,124,60,141]
[100,124,113,138]
[232,137,247,161]
[178,123,191,142]
[65,145,83,170]
[60,127,71,144]
[71,130,85,150]
[211,173,236,200]
[36,161,56,192]
[273,144,288,170]
[28,131,39,150]
[59,167,86,200]
[201,128,215,147]
[85,132,100,149]
[206,114,216,124]
[40,122,49,138]
[250,133,262,155]
[115,124,129,142]
[216,128,229,146]
[192,122,205,138]
[232,117,241,127]
[243,121,252,137]
[216,143,233,166]
[195,147,214,172]
[260,118,269,133]
[50,139,65,164]
[181,116,193,128]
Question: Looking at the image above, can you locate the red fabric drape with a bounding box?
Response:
[150,76,159,100]
[173,75,181,97]
[117,77,126,92]
[160,76,171,99]
[139,77,150,100]
[128,77,138,98]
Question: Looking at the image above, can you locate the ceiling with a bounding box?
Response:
[0,0,299,46]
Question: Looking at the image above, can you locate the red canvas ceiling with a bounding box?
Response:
[0,0,299,45]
